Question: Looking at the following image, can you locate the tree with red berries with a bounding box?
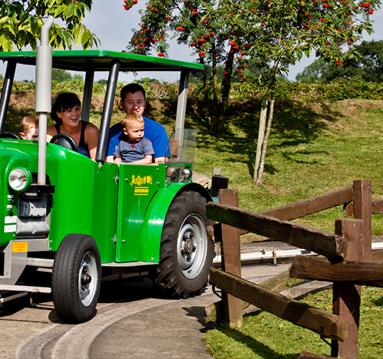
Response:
[124,0,380,183]
[0,0,98,51]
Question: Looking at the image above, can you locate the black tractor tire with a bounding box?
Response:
[155,191,214,298]
[52,234,101,323]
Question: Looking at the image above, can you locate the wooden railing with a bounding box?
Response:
[207,180,383,358]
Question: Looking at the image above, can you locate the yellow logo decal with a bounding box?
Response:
[130,175,153,186]
[130,175,153,195]
[12,241,28,253]
[134,187,149,195]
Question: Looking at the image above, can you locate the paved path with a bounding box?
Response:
[89,263,292,359]
[0,259,291,359]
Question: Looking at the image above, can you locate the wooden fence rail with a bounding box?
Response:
[372,199,383,214]
[210,267,347,340]
[208,180,382,358]
[207,203,345,258]
[262,186,353,221]
[290,255,383,287]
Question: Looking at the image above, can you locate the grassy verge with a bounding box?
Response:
[200,99,383,357]
[204,287,383,358]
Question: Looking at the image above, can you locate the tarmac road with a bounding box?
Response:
[0,262,292,359]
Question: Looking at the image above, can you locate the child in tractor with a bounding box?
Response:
[19,115,39,140]
[113,113,154,164]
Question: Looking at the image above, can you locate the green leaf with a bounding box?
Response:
[73,24,84,45]
[0,16,10,26]
[65,3,76,19]
[81,30,93,48]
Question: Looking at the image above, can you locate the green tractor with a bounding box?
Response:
[0,21,225,323]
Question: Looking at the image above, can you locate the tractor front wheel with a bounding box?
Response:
[52,234,101,323]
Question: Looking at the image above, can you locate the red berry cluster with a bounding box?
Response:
[191,8,199,16]
[189,32,215,58]
[322,0,330,9]
[123,0,138,11]
[229,39,240,53]
[360,2,374,14]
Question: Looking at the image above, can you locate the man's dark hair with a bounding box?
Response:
[120,83,146,101]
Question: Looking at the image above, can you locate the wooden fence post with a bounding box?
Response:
[331,218,364,358]
[218,188,242,328]
[332,180,372,358]
[352,180,372,262]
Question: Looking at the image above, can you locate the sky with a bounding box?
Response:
[2,0,383,81]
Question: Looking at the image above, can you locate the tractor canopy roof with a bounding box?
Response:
[0,49,205,73]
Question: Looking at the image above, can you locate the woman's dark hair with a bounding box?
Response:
[51,92,81,125]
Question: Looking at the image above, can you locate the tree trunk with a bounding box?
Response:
[209,42,219,132]
[211,51,235,135]
[211,41,219,107]
[201,57,209,105]
[255,98,275,185]
[253,100,268,183]
[221,51,235,107]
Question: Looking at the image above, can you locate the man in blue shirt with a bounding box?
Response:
[106,83,169,163]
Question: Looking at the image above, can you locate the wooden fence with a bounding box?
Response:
[207,180,383,358]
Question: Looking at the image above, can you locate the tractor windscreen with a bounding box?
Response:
[166,129,197,163]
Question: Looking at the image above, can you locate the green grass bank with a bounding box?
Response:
[205,287,383,358]
[193,99,383,236]
[198,99,383,357]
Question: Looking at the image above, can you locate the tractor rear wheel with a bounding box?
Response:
[155,191,214,298]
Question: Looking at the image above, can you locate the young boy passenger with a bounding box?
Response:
[113,113,154,164]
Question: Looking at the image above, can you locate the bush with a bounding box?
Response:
[271,80,383,101]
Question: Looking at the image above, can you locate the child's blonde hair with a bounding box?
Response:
[19,115,38,133]
[121,113,144,129]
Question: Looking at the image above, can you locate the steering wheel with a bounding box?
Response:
[50,133,78,152]
[0,131,21,139]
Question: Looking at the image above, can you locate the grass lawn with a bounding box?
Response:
[199,99,383,357]
[194,99,383,236]
[204,287,383,358]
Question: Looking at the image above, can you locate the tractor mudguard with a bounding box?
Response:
[139,182,211,263]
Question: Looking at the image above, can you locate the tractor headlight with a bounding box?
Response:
[166,166,192,183]
[181,168,192,180]
[166,166,177,179]
[8,168,32,192]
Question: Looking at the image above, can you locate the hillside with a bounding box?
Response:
[192,99,383,235]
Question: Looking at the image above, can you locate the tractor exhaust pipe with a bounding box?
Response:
[35,17,54,185]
